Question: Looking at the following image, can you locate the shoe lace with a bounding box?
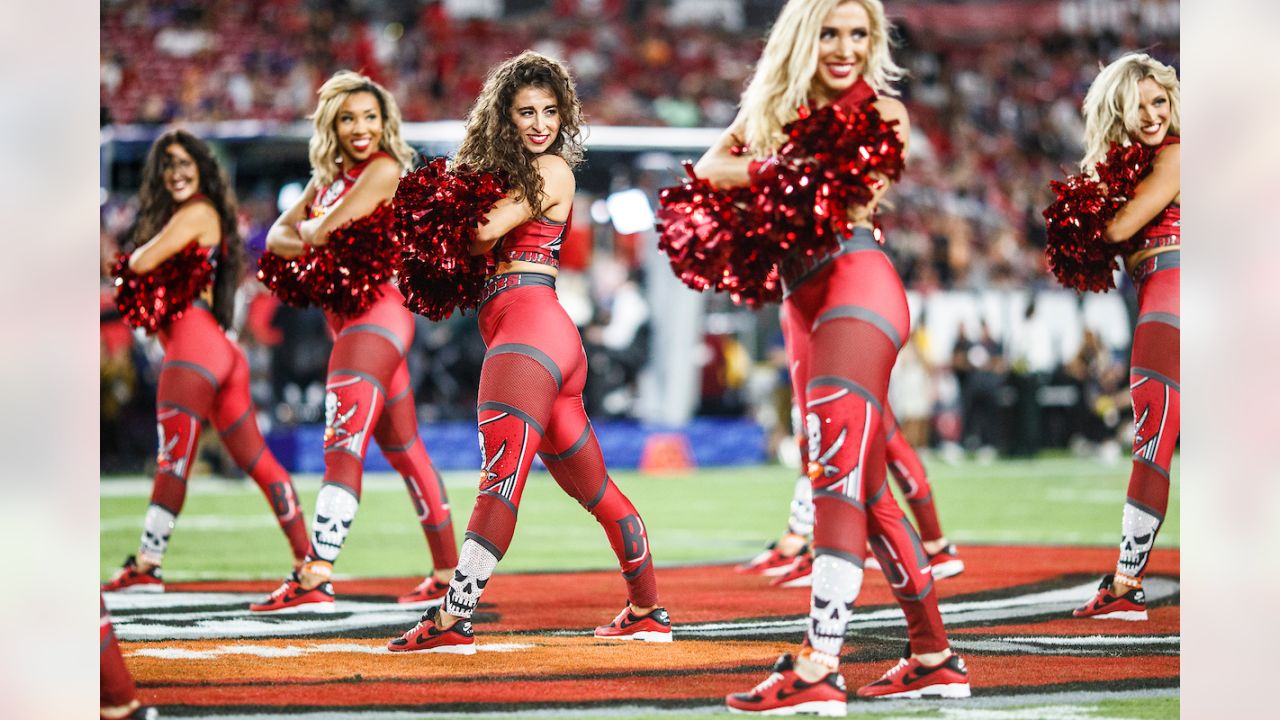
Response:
[882,658,910,679]
[266,578,294,599]
[751,672,785,695]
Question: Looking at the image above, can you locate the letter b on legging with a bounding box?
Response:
[616,515,647,561]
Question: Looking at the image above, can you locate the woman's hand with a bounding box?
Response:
[266,222,306,259]
[298,217,326,247]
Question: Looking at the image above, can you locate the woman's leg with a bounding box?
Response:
[210,344,308,564]
[374,360,458,585]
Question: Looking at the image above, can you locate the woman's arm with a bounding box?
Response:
[265,180,317,259]
[128,200,219,274]
[471,153,576,253]
[298,155,401,247]
[1104,143,1179,243]
[692,115,752,188]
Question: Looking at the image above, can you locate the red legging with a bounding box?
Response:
[1116,262,1179,582]
[146,305,308,564]
[463,274,658,608]
[100,595,137,709]
[305,283,457,570]
[781,307,945,542]
[784,241,949,656]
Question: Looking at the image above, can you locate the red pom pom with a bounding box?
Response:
[656,101,903,307]
[255,204,401,317]
[256,250,316,309]
[1042,142,1156,293]
[655,163,781,307]
[394,157,506,321]
[766,100,905,258]
[113,243,215,333]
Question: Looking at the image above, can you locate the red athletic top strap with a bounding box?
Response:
[310,151,393,218]
[496,209,572,269]
[831,77,877,113]
[1140,135,1180,245]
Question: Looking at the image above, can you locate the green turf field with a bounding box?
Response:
[101,455,1179,582]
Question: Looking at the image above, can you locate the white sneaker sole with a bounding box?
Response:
[727,699,846,716]
[761,560,801,577]
[396,597,446,609]
[1085,609,1148,621]
[110,584,164,593]
[778,574,812,588]
[931,560,965,580]
[424,643,477,655]
[863,682,971,700]
[249,601,337,615]
[864,557,881,572]
[595,630,673,643]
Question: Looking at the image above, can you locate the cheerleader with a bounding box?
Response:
[249,71,457,612]
[386,52,669,654]
[104,129,309,592]
[1070,53,1180,621]
[694,1,969,711]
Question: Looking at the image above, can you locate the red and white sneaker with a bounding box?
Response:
[1073,574,1148,620]
[928,544,965,580]
[102,556,164,593]
[248,573,336,613]
[737,541,808,576]
[771,552,813,588]
[726,653,848,716]
[397,576,449,605]
[856,653,971,699]
[387,605,476,654]
[594,605,673,642]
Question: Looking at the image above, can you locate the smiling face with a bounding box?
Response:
[1132,77,1172,147]
[812,1,871,103]
[508,85,560,155]
[162,143,200,203]
[334,91,384,166]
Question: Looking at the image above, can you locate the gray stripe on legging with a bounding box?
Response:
[1124,498,1166,522]
[219,408,252,436]
[813,546,866,568]
[1133,456,1171,481]
[623,555,653,580]
[541,424,592,462]
[464,530,507,561]
[484,343,563,390]
[478,401,546,437]
[806,375,884,415]
[1136,312,1180,329]
[1131,366,1180,394]
[328,369,388,398]
[814,488,866,511]
[338,323,406,356]
[163,360,220,392]
[812,305,902,348]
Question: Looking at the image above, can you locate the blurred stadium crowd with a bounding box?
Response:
[100,0,1179,472]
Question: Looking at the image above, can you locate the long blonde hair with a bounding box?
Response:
[454,51,585,211]
[740,0,905,156]
[1080,53,1180,177]
[308,70,416,187]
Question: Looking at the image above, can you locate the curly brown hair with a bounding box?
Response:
[135,129,242,330]
[453,51,584,212]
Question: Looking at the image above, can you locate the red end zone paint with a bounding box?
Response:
[136,545,1178,711]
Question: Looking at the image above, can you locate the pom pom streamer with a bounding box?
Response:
[113,242,215,333]
[394,157,506,321]
[255,203,400,317]
[656,101,904,307]
[1042,142,1155,293]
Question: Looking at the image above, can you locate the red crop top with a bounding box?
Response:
[1139,135,1179,248]
[309,151,391,219]
[496,210,571,269]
